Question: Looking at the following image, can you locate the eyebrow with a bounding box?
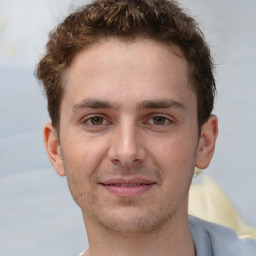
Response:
[136,100,185,110]
[72,99,120,112]
[72,98,185,112]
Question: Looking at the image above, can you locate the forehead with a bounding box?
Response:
[62,39,194,110]
[66,38,187,79]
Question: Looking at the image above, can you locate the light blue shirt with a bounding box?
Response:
[189,215,256,256]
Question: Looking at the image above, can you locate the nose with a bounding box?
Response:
[108,121,146,168]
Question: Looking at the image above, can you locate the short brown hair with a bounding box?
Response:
[36,0,216,130]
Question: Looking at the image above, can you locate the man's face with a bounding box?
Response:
[46,39,215,234]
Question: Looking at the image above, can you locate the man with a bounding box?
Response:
[36,0,256,255]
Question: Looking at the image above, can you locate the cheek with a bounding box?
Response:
[146,131,198,173]
[62,134,110,178]
[62,136,109,204]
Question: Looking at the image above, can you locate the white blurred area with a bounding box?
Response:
[0,0,255,255]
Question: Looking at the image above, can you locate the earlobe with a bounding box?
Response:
[195,115,218,169]
[44,122,66,176]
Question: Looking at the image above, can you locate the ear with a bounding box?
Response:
[43,122,65,176]
[195,115,218,169]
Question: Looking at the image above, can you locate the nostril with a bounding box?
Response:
[110,157,142,169]
[111,159,121,165]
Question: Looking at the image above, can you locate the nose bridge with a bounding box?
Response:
[108,117,145,167]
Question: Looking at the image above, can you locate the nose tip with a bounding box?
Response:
[110,150,145,168]
[108,126,146,168]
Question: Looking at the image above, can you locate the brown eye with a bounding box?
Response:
[89,116,104,125]
[152,116,167,125]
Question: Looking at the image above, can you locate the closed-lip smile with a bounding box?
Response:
[100,178,156,197]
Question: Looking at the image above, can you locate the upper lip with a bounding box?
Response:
[100,177,156,185]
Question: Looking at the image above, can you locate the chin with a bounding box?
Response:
[85,204,177,235]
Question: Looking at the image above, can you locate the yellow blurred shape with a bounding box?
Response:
[189,175,256,239]
[4,39,23,56]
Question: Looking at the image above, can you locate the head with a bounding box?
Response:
[36,0,216,133]
[36,0,218,235]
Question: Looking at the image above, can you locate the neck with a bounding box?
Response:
[83,203,195,256]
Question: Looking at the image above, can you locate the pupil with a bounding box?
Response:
[153,117,165,125]
[92,117,103,125]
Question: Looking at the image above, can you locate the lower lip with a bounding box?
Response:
[102,184,154,197]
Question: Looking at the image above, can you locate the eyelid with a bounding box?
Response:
[144,113,174,124]
[152,117,169,125]
[81,114,112,126]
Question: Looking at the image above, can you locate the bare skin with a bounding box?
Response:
[44,39,218,256]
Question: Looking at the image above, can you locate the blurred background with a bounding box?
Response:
[0,0,255,255]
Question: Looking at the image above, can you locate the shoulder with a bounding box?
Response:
[189,215,256,256]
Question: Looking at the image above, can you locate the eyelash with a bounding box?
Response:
[82,115,111,127]
[145,116,172,126]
